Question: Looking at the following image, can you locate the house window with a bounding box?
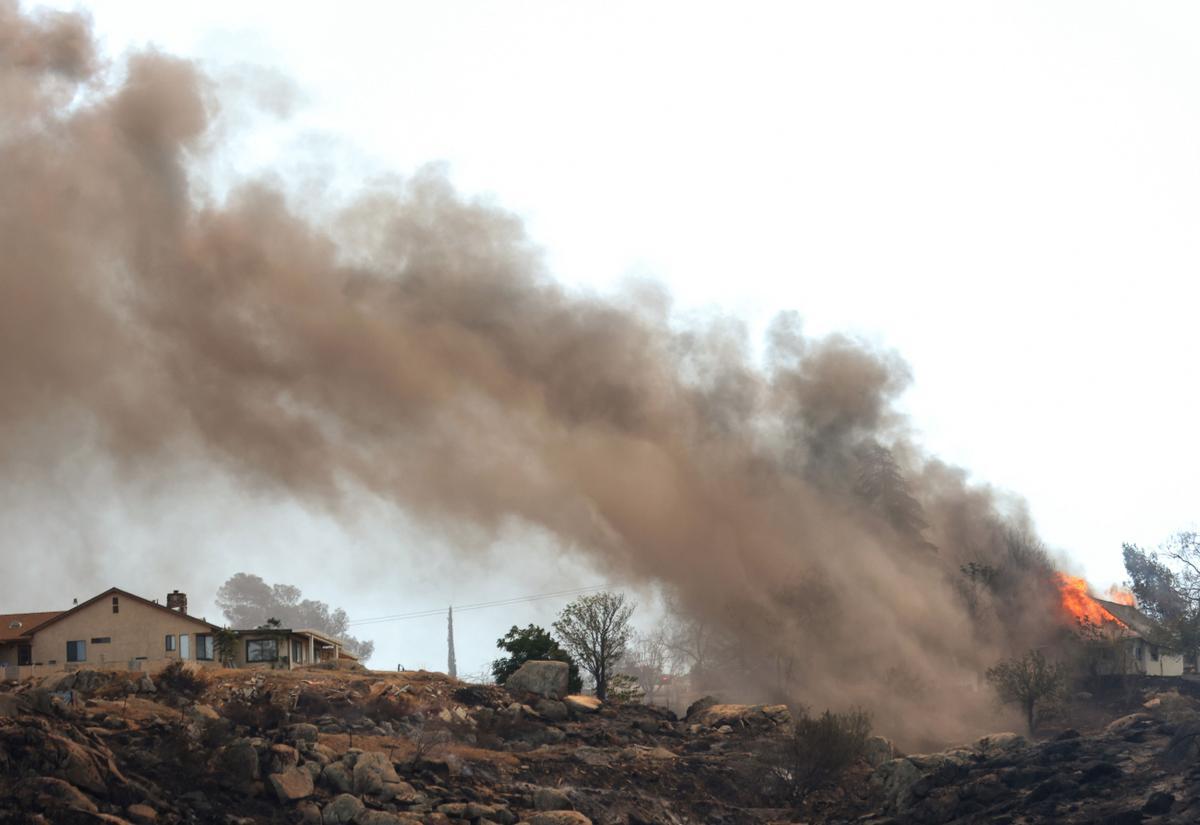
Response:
[66,640,86,662]
[17,645,31,666]
[246,639,278,663]
[112,596,119,614]
[90,637,111,644]
[196,634,214,661]
[165,634,176,652]
[292,640,303,663]
[1151,645,1160,661]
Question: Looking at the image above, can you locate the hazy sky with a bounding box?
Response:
[19,1,1200,672]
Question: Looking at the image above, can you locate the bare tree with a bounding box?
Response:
[986,648,1065,734]
[660,596,717,681]
[553,592,635,701]
[618,631,668,701]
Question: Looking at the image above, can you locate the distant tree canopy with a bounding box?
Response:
[215,573,375,662]
[1122,533,1200,651]
[491,624,583,693]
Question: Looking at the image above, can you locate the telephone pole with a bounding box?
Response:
[447,606,457,679]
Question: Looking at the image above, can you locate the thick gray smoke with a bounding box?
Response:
[1,4,1066,746]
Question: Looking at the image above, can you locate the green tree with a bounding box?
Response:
[986,649,1065,734]
[491,624,583,693]
[553,592,635,700]
[1122,536,1200,652]
[214,628,238,666]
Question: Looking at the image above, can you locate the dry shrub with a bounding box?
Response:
[158,661,209,700]
[223,697,286,732]
[757,707,872,803]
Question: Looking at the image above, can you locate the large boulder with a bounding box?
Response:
[864,735,896,768]
[352,751,414,801]
[533,787,573,811]
[11,776,99,815]
[267,744,299,773]
[527,813,593,825]
[534,699,569,722]
[689,703,790,731]
[505,660,570,699]
[322,793,365,824]
[218,740,261,786]
[268,766,314,803]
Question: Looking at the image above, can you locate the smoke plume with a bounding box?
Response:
[1,3,1064,746]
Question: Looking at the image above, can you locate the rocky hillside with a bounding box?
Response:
[2,665,1199,825]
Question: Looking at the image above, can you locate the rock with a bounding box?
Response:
[267,743,299,773]
[563,695,601,714]
[353,751,408,799]
[534,698,568,722]
[685,695,719,719]
[268,766,314,802]
[136,674,156,694]
[357,813,411,825]
[465,803,513,822]
[1143,791,1174,815]
[1105,713,1153,735]
[571,747,611,767]
[505,660,570,698]
[527,813,592,825]
[287,722,320,743]
[43,733,108,795]
[321,793,365,824]
[870,757,924,813]
[219,740,261,785]
[690,703,789,730]
[864,735,895,768]
[40,672,76,692]
[1080,761,1123,784]
[1099,812,1145,825]
[12,776,99,814]
[1166,720,1200,764]
[126,803,157,824]
[321,761,354,794]
[295,801,322,825]
[188,704,219,721]
[533,787,573,811]
[975,732,1026,754]
[0,693,29,718]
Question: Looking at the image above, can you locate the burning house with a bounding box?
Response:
[1058,574,1185,677]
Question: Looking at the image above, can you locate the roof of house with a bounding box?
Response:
[1094,598,1175,646]
[19,587,221,637]
[0,612,64,643]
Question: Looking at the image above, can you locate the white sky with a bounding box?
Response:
[22,1,1200,672]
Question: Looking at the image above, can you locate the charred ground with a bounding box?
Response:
[4,666,1200,825]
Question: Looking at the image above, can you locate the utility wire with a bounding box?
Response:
[346,583,610,627]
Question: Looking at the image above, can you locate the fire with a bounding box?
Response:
[1055,573,1126,628]
[1106,585,1136,606]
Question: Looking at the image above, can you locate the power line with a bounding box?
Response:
[346,583,610,627]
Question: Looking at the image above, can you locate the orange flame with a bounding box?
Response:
[1105,585,1136,606]
[1055,573,1126,628]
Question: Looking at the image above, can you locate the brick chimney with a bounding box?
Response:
[166,590,188,615]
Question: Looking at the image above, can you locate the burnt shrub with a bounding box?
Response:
[757,707,872,803]
[295,688,333,717]
[224,698,287,733]
[158,661,208,700]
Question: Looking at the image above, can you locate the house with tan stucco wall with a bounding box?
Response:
[1,586,357,680]
[0,587,221,679]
